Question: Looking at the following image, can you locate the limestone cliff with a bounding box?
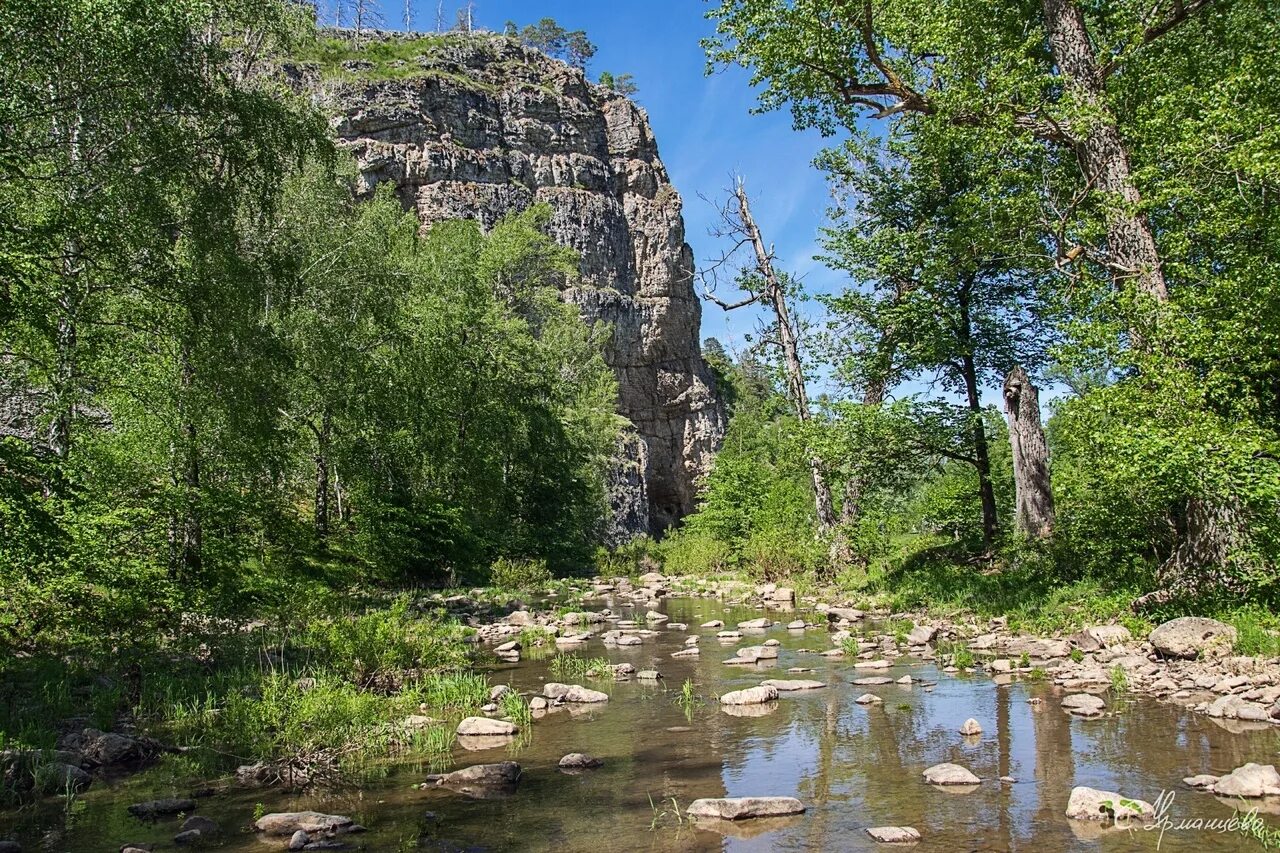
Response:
[290,32,724,537]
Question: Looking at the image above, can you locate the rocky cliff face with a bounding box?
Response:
[293,32,723,537]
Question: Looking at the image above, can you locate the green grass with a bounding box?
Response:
[0,592,488,798]
[548,654,611,681]
[1110,664,1130,695]
[936,639,974,669]
[1226,607,1280,657]
[676,678,699,720]
[499,690,532,727]
[288,34,500,89]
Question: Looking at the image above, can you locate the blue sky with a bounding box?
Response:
[359,1,846,359]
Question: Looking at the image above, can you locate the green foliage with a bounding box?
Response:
[693,0,1280,611]
[488,558,552,592]
[515,18,596,70]
[598,70,638,96]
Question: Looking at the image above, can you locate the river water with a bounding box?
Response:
[5,596,1277,851]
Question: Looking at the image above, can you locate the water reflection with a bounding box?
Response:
[6,595,1278,852]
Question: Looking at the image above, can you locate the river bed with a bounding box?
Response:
[3,596,1275,851]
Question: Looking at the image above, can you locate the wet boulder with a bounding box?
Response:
[959,718,983,736]
[428,761,521,798]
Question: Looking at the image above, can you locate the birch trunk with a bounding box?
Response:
[735,184,837,530]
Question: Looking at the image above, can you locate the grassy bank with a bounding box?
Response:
[0,590,497,801]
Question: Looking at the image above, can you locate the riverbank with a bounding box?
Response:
[4,569,1280,850]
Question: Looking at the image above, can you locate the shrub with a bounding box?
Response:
[488,557,552,591]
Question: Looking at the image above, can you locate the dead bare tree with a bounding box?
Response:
[701,177,837,531]
[351,0,381,42]
[1003,366,1055,538]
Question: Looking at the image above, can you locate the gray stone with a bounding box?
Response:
[255,812,354,836]
[1061,693,1106,717]
[1212,763,1280,798]
[760,679,825,692]
[922,763,980,786]
[1183,774,1219,789]
[431,762,521,787]
[1149,617,1237,659]
[543,683,608,703]
[557,753,603,770]
[907,625,937,645]
[1065,786,1154,821]
[34,762,91,794]
[455,717,518,736]
[686,796,805,820]
[719,685,779,705]
[866,826,921,843]
[959,718,982,736]
[178,816,219,836]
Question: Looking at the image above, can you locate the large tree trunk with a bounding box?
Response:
[735,183,837,530]
[1003,366,1055,538]
[1042,0,1168,304]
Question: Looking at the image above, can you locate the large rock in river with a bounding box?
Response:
[1065,786,1154,822]
[1149,617,1236,659]
[719,685,779,706]
[922,763,980,786]
[430,762,521,787]
[543,683,609,703]
[456,717,518,737]
[255,811,354,836]
[1212,763,1280,798]
[686,797,806,820]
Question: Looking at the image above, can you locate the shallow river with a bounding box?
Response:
[5,596,1278,851]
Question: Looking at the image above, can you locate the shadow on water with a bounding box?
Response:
[3,595,1277,851]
